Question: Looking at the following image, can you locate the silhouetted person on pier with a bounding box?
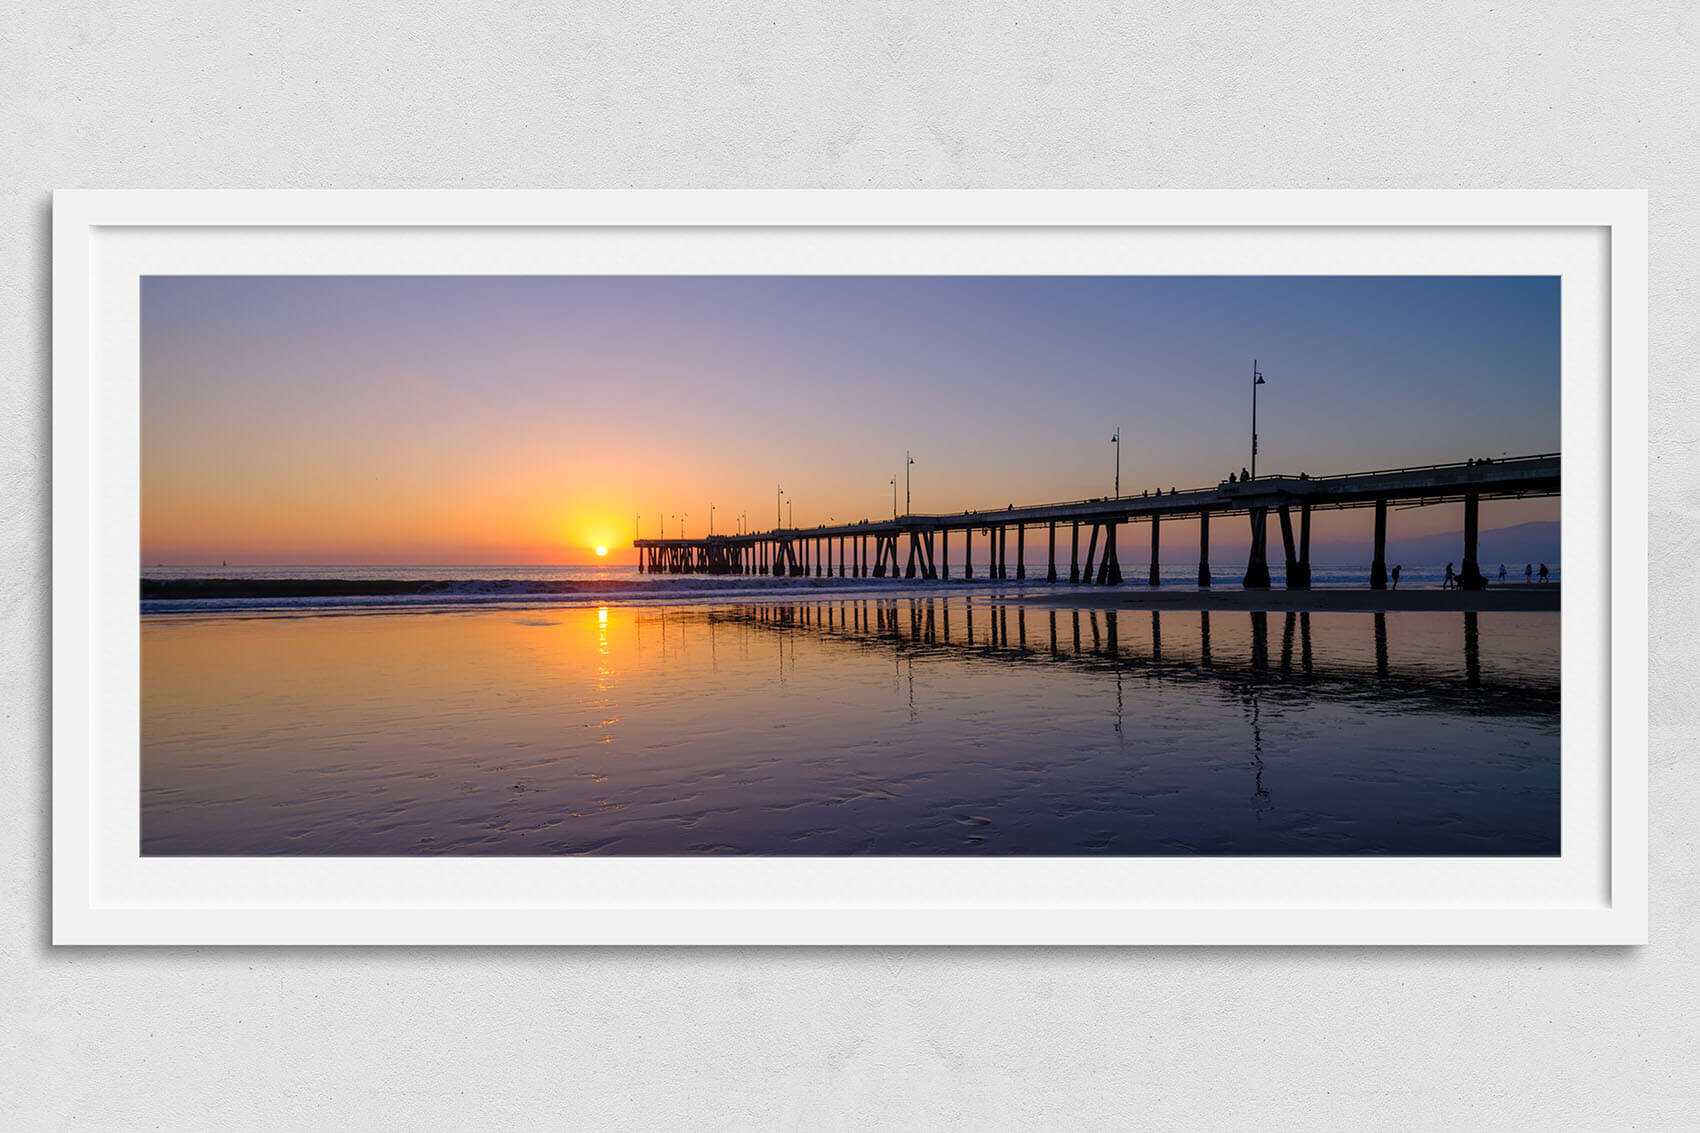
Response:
[1525,563,1533,583]
[1228,473,1237,484]
[1538,563,1549,583]
[1499,563,1507,581]
[1390,564,1402,589]
[1242,467,1250,481]
[1443,562,1457,590]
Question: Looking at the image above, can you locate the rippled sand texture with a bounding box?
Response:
[141,600,1560,856]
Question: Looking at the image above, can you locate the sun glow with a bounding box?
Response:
[595,545,608,557]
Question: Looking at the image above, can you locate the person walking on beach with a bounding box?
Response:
[1390,564,1402,590]
[1538,563,1549,583]
[1525,563,1533,584]
[1499,563,1506,582]
[1443,562,1457,590]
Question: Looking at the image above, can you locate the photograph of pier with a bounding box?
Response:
[141,274,1560,856]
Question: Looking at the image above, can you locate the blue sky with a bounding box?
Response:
[141,275,1560,562]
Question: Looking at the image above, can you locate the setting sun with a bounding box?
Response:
[595,545,608,557]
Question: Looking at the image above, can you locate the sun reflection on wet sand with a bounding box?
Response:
[142,599,1559,856]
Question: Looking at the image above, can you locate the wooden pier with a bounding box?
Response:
[633,454,1559,590]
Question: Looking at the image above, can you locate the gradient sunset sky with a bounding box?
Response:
[140,275,1560,565]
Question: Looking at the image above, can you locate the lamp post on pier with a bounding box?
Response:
[890,475,897,521]
[786,498,793,527]
[776,485,784,529]
[906,451,914,516]
[1111,427,1121,499]
[709,503,715,535]
[1250,359,1266,481]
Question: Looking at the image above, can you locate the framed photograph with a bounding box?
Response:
[53,189,1646,944]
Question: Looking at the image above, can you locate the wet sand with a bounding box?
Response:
[1008,586,1560,614]
[143,599,1560,855]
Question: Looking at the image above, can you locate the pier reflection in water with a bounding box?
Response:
[141,598,1559,856]
[738,599,1551,716]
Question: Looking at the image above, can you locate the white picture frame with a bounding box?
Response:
[53,189,1647,945]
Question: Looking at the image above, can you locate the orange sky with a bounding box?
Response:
[141,275,1560,565]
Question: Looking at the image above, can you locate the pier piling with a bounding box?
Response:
[1461,492,1487,589]
[1198,510,1212,587]
[1148,514,1161,587]
[1278,505,1299,589]
[1371,499,1388,589]
[1293,504,1312,589]
[1244,507,1272,589]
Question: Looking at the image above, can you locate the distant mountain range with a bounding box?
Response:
[1308,520,1560,567]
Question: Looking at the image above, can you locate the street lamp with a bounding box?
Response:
[906,451,916,516]
[776,485,784,529]
[786,497,793,527]
[681,512,689,539]
[890,475,897,521]
[709,503,715,535]
[1111,427,1120,499]
[1250,359,1266,481]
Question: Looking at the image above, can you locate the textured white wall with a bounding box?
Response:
[5,3,1698,1128]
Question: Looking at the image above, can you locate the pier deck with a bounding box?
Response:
[633,454,1559,591]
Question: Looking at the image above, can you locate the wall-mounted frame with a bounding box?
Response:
[53,189,1646,944]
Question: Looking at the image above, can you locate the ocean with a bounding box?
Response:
[140,561,1561,616]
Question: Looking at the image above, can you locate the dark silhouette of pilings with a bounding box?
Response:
[1243,508,1272,589]
[1198,510,1212,588]
[1370,499,1388,590]
[1460,493,1488,590]
[1148,514,1161,587]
